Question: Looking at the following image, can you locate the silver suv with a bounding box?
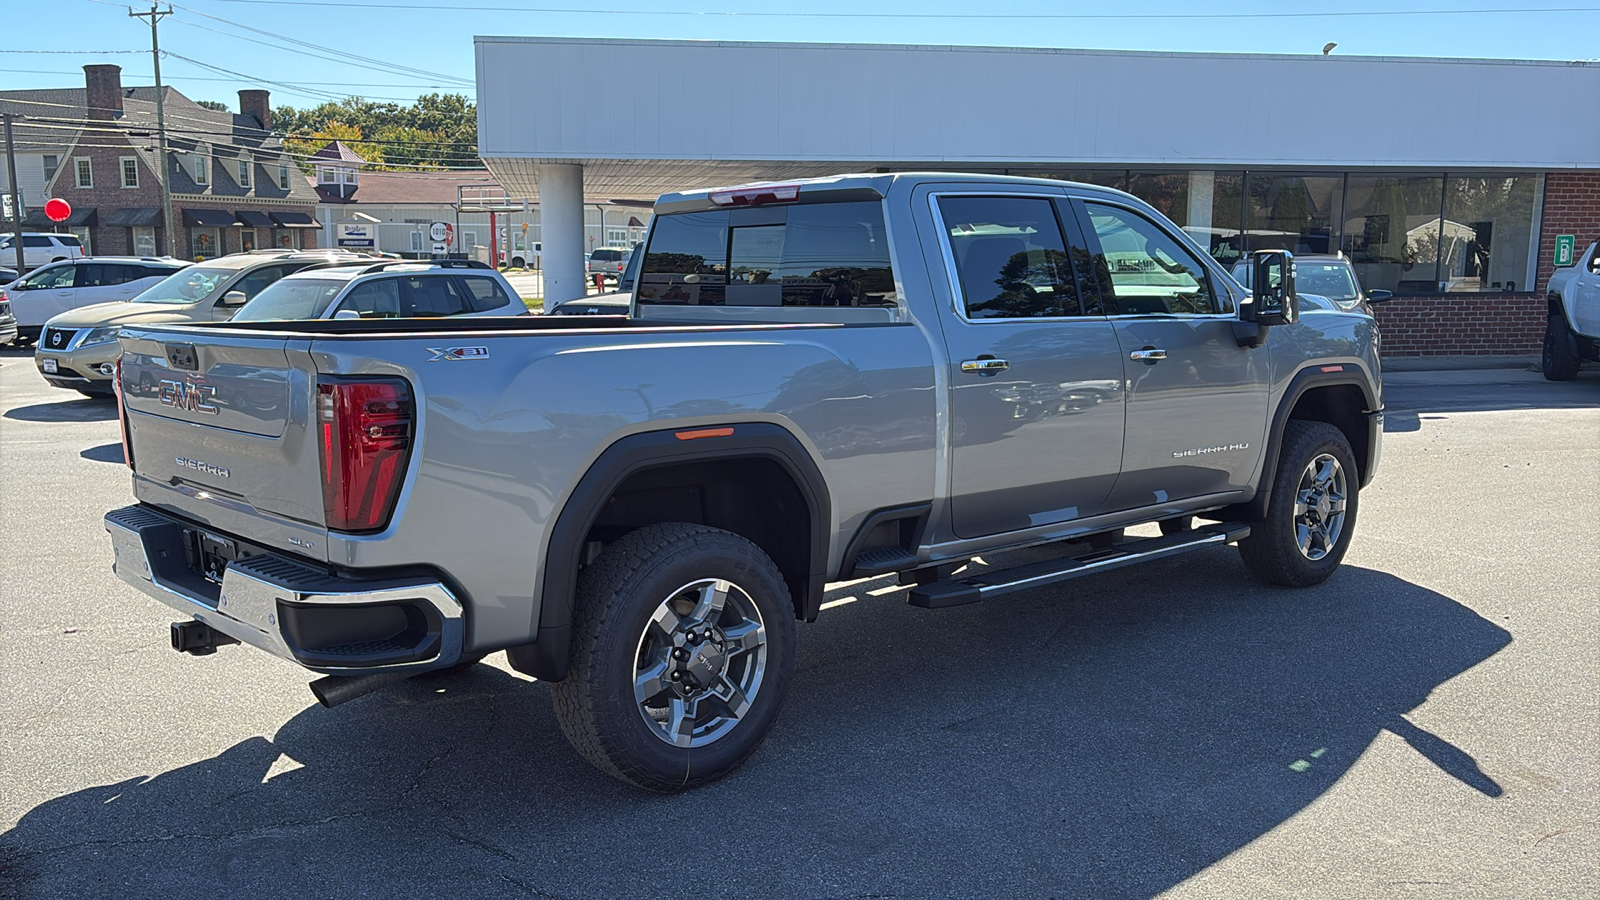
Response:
[231,259,529,321]
[585,247,628,279]
[0,232,86,271]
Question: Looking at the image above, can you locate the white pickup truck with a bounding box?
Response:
[1543,239,1600,380]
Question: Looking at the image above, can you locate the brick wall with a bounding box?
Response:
[1375,172,1599,357]
[1535,172,1600,296]
[1373,294,1546,357]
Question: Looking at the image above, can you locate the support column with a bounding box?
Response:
[538,162,586,306]
[1185,170,1216,251]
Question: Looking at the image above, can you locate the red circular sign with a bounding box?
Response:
[44,198,71,223]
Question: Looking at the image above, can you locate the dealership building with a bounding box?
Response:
[476,37,1599,355]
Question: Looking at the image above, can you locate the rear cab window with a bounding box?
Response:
[639,200,896,309]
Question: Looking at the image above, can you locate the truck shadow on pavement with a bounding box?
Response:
[1,556,1511,899]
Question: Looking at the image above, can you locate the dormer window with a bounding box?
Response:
[238,153,252,188]
[193,147,208,185]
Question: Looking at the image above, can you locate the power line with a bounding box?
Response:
[186,0,1600,19]
[166,2,471,85]
[0,66,469,89]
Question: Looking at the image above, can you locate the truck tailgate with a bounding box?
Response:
[119,327,329,558]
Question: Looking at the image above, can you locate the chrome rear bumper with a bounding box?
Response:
[106,504,464,674]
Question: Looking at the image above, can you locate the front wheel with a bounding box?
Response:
[549,522,796,791]
[1542,315,1582,381]
[1239,420,1359,587]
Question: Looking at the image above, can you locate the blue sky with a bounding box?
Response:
[5,0,1598,111]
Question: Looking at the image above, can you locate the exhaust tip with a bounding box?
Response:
[309,671,413,708]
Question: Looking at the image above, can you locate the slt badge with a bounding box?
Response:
[427,346,489,362]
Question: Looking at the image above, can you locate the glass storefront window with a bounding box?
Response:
[132,226,156,256]
[191,226,219,260]
[1123,171,1246,267]
[1243,175,1343,256]
[1441,175,1539,293]
[1341,175,1446,295]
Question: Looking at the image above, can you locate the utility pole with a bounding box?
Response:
[3,114,25,274]
[131,4,176,258]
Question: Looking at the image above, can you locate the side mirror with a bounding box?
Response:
[1241,250,1298,327]
[1366,289,1393,304]
[218,290,248,307]
[332,309,361,320]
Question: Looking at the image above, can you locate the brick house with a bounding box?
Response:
[0,65,320,261]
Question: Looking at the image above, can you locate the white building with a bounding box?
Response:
[474,36,1600,308]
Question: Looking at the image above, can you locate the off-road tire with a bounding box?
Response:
[1239,420,1358,587]
[1542,315,1581,381]
[549,522,796,792]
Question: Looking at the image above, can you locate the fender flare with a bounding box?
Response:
[507,423,831,682]
[1230,364,1381,521]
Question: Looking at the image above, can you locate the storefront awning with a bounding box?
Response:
[104,207,161,227]
[182,209,238,228]
[270,211,320,228]
[22,207,96,227]
[235,210,275,228]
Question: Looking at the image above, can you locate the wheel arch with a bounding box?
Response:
[508,423,831,682]
[1221,366,1378,522]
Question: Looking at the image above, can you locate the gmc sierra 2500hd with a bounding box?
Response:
[105,173,1383,791]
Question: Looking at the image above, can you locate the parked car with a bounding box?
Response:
[230,259,529,322]
[0,267,17,284]
[35,250,373,396]
[104,173,1383,792]
[5,257,191,345]
[0,232,86,271]
[1542,239,1600,380]
[1231,253,1391,313]
[548,242,640,315]
[586,247,628,280]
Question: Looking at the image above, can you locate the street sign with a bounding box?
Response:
[2,194,12,220]
[429,221,454,244]
[1554,234,1576,267]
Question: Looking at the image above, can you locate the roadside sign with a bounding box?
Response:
[1554,234,1576,267]
[429,221,454,244]
[336,222,376,249]
[2,194,11,220]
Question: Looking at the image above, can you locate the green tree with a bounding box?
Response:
[272,94,477,171]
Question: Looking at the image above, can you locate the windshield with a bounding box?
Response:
[133,266,234,304]
[1294,263,1360,301]
[231,278,346,321]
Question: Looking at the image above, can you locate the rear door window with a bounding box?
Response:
[398,275,470,316]
[338,279,402,317]
[457,275,513,312]
[639,200,896,308]
[23,236,53,248]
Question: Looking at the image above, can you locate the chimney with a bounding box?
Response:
[84,65,124,121]
[238,90,271,131]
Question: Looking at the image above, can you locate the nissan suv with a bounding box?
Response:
[36,249,374,396]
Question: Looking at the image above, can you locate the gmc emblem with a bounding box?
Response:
[158,379,220,414]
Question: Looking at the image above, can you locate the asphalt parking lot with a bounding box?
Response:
[1,348,1596,899]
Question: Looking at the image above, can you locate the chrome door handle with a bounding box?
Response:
[1129,348,1167,362]
[960,358,1010,374]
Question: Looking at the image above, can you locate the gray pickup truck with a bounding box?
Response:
[105,173,1383,791]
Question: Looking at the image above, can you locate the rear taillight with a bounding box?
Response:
[317,378,414,533]
[115,355,133,470]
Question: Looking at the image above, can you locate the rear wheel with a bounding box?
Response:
[549,522,796,792]
[1239,420,1358,587]
[1542,315,1582,381]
